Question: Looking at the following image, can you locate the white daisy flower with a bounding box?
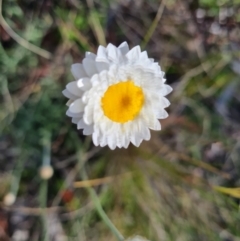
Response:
[126,236,151,241]
[63,42,172,150]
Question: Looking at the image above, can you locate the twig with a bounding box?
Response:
[1,203,92,219]
[74,172,131,188]
[141,0,166,49]
[0,0,52,59]
[1,204,62,216]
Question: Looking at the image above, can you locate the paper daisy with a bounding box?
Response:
[63,42,172,150]
[126,236,151,241]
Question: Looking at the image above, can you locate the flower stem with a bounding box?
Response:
[79,159,124,241]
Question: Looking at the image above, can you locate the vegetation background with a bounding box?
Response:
[0,0,240,240]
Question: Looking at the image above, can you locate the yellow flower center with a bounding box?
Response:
[101,80,144,123]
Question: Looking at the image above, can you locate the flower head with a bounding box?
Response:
[63,42,172,150]
[126,236,151,241]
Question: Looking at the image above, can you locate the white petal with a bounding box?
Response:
[156,109,169,119]
[92,131,100,146]
[160,97,171,108]
[95,62,109,73]
[106,66,121,85]
[141,109,161,130]
[116,137,124,148]
[140,51,148,60]
[113,126,124,148]
[66,81,82,97]
[118,42,129,55]
[106,43,116,51]
[138,62,162,77]
[96,46,109,63]
[66,109,83,118]
[144,91,161,108]
[62,89,78,100]
[126,46,141,62]
[151,63,163,76]
[107,134,117,150]
[160,84,172,96]
[148,118,161,130]
[123,139,130,149]
[130,131,142,147]
[125,122,140,147]
[135,121,151,141]
[142,79,162,91]
[83,58,98,77]
[69,99,85,113]
[77,78,91,91]
[94,110,104,124]
[77,118,93,135]
[140,65,159,75]
[77,119,87,129]
[66,100,73,106]
[99,134,108,147]
[114,126,130,148]
[107,43,121,63]
[83,104,94,125]
[72,117,81,124]
[141,126,151,141]
[91,73,102,86]
[85,52,96,60]
[71,64,87,80]
[83,125,94,135]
